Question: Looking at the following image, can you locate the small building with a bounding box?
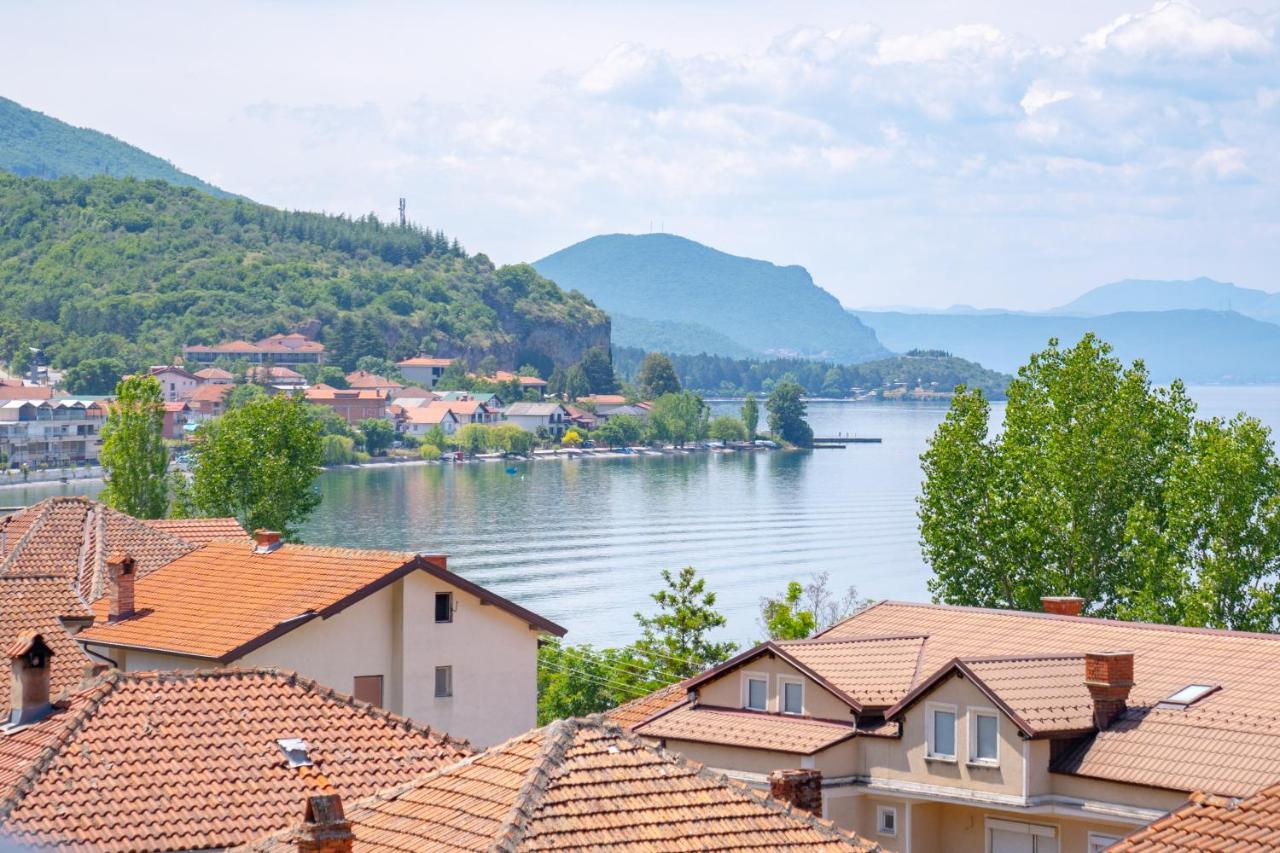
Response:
[245,364,307,391]
[438,399,499,425]
[303,384,388,426]
[76,533,566,747]
[185,383,232,420]
[0,398,108,467]
[192,366,234,385]
[396,356,454,389]
[346,370,404,395]
[138,365,200,402]
[183,333,325,365]
[161,400,189,440]
[503,401,571,437]
[401,402,460,437]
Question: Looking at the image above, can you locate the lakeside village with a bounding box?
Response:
[0,333,1278,850]
[0,333,798,483]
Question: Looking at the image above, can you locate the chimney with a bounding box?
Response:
[296,793,352,853]
[1085,651,1134,730]
[255,529,283,554]
[7,632,54,726]
[1042,596,1085,617]
[107,552,136,622]
[768,768,823,816]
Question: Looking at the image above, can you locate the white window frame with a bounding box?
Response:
[925,701,958,761]
[968,707,1000,766]
[778,676,805,715]
[876,805,897,837]
[986,818,1057,853]
[742,671,769,712]
[1087,832,1121,852]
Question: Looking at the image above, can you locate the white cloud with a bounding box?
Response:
[1083,1,1271,59]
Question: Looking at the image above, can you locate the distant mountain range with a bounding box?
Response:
[1052,277,1280,322]
[0,96,234,198]
[534,234,887,363]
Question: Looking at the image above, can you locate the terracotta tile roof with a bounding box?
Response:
[636,705,857,755]
[0,581,94,718]
[243,717,877,852]
[345,371,403,390]
[404,402,460,425]
[0,497,200,600]
[77,540,565,660]
[581,394,628,405]
[780,635,927,709]
[193,367,233,380]
[187,383,232,403]
[1110,782,1280,851]
[142,517,249,546]
[0,385,52,401]
[0,668,470,851]
[304,386,386,402]
[606,681,691,730]
[397,357,454,368]
[162,400,189,413]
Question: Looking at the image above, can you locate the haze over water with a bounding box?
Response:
[10,387,1280,646]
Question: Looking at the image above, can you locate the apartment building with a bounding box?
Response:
[397,356,454,389]
[0,398,107,467]
[183,332,325,365]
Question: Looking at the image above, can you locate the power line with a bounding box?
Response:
[546,643,683,685]
[538,660,655,699]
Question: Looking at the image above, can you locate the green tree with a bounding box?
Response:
[299,365,349,388]
[563,364,591,401]
[634,567,738,680]
[579,347,618,394]
[766,380,812,447]
[741,393,759,438]
[537,641,655,724]
[99,374,168,518]
[489,423,534,455]
[636,352,681,399]
[759,572,869,640]
[453,423,488,456]
[359,418,396,455]
[435,359,472,391]
[422,424,448,451]
[595,414,645,448]
[190,395,323,537]
[321,434,358,465]
[355,356,405,382]
[708,415,747,443]
[648,392,708,448]
[226,383,266,410]
[62,357,127,396]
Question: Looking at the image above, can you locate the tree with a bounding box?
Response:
[299,364,348,388]
[766,380,812,446]
[490,423,534,455]
[435,359,472,391]
[920,334,1203,619]
[648,392,708,448]
[634,567,738,680]
[321,434,358,465]
[226,383,266,410]
[636,353,681,398]
[561,428,583,448]
[708,415,747,443]
[359,418,396,455]
[422,424,448,451]
[62,358,127,396]
[759,572,869,640]
[537,641,655,724]
[99,375,168,518]
[596,414,645,448]
[453,423,488,456]
[741,393,759,438]
[579,347,618,394]
[189,395,323,537]
[563,365,591,401]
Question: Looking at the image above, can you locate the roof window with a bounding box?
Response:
[1157,683,1219,710]
[277,737,312,767]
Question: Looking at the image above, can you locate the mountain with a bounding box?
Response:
[852,308,1280,383]
[0,173,608,378]
[1054,276,1280,322]
[534,233,887,363]
[0,96,234,198]
[610,313,757,359]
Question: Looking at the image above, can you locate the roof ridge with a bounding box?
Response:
[782,633,929,646]
[0,500,57,574]
[963,653,1087,664]
[0,669,123,819]
[489,718,579,853]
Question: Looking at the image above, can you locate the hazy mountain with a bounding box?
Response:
[852,309,1280,383]
[535,233,887,363]
[1054,277,1280,321]
[0,96,234,198]
[611,313,757,359]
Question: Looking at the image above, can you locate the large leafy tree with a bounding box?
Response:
[595,413,645,448]
[189,395,323,537]
[921,334,1280,630]
[578,347,618,394]
[636,352,681,398]
[358,418,396,455]
[741,393,760,438]
[62,357,127,396]
[99,374,169,518]
[648,392,708,447]
[766,379,813,446]
[634,566,738,680]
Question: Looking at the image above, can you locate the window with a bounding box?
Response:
[926,702,957,760]
[435,665,452,698]
[353,675,383,707]
[987,819,1058,853]
[1088,834,1121,853]
[744,674,768,711]
[435,592,453,623]
[970,709,999,764]
[876,805,897,837]
[780,678,804,715]
[1157,683,1219,710]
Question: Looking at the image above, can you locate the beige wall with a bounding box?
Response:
[696,654,856,722]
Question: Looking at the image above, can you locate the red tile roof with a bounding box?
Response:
[187,383,233,404]
[142,517,249,546]
[397,357,453,368]
[636,705,857,755]
[243,717,877,852]
[0,668,470,851]
[193,367,233,380]
[606,681,691,730]
[780,635,927,710]
[345,371,402,390]
[0,580,94,718]
[1111,782,1280,851]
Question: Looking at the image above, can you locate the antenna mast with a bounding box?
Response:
[398,197,406,229]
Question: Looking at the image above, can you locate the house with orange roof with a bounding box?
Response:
[162,400,190,439]
[133,365,200,401]
[303,385,389,426]
[246,364,308,391]
[183,333,325,365]
[186,382,232,419]
[243,716,880,852]
[397,356,454,389]
[345,370,404,395]
[620,597,1280,852]
[76,531,566,746]
[1109,779,1280,851]
[193,366,234,384]
[400,402,460,436]
[0,661,470,851]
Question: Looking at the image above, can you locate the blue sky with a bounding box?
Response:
[3,0,1278,309]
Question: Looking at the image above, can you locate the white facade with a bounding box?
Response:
[149,368,200,402]
[0,399,106,467]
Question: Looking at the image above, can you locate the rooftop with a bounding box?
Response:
[1110,781,1280,851]
[0,577,95,718]
[397,357,453,368]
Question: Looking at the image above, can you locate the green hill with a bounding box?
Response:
[0,96,234,198]
[535,233,886,363]
[611,313,756,359]
[0,173,608,380]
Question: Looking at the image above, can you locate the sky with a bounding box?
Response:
[3,0,1278,310]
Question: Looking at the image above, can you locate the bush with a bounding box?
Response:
[321,434,358,465]
[420,443,442,461]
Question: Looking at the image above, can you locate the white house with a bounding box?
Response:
[142,366,201,402]
[397,357,454,390]
[76,531,566,747]
[503,401,571,437]
[401,402,460,437]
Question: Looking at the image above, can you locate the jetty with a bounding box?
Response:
[811,435,882,448]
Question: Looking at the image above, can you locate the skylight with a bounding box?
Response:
[276,737,312,767]
[1159,684,1219,709]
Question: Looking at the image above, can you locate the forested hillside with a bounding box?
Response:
[0,96,233,197]
[613,346,1009,399]
[0,174,609,377]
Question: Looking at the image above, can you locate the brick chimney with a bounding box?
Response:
[255,529,283,554]
[296,793,352,853]
[768,768,823,816]
[7,632,54,726]
[1085,651,1134,730]
[1042,596,1085,617]
[107,552,136,622]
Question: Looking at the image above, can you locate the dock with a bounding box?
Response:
[812,436,882,446]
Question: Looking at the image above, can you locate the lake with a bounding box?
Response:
[8,385,1280,646]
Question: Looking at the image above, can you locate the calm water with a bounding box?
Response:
[9,386,1280,646]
